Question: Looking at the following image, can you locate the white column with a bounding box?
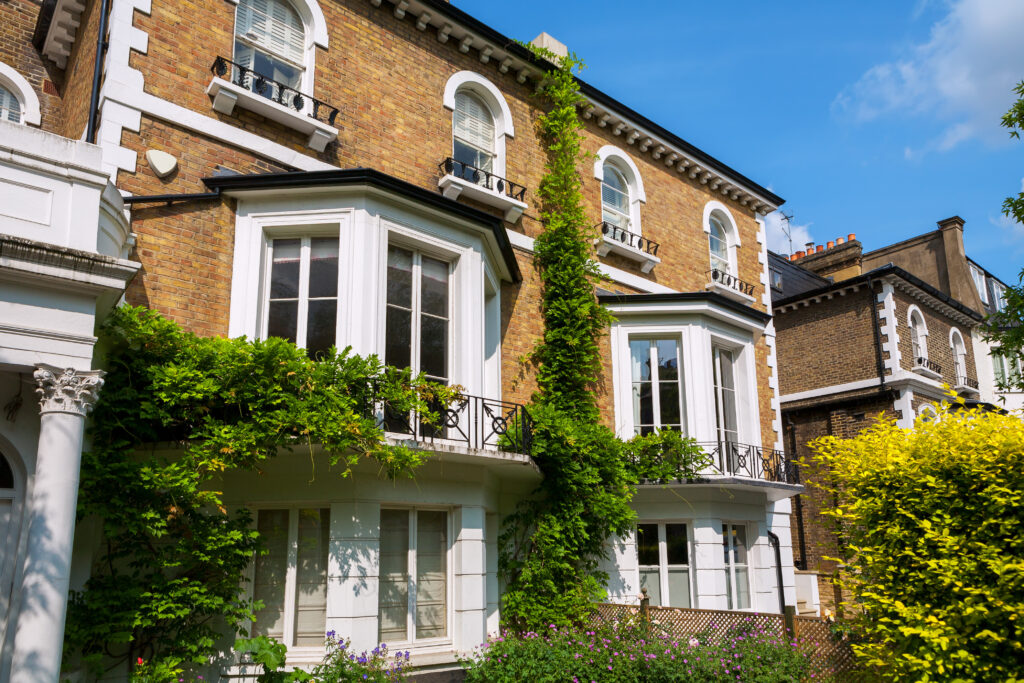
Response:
[453,506,486,652]
[692,518,726,610]
[10,365,104,683]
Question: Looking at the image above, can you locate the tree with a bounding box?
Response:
[984,80,1024,391]
[810,403,1024,681]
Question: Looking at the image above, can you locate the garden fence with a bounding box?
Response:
[590,600,858,681]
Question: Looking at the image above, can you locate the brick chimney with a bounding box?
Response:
[790,234,863,281]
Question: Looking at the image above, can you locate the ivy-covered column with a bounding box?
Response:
[10,365,103,683]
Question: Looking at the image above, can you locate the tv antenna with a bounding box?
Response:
[779,212,795,255]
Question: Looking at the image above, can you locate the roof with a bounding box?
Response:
[768,251,830,300]
[202,167,521,282]
[597,291,772,325]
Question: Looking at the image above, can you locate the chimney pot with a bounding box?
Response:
[816,245,824,253]
[836,237,845,245]
[847,233,856,242]
[827,240,835,249]
[795,250,805,259]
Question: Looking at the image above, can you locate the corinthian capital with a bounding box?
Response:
[34,365,105,416]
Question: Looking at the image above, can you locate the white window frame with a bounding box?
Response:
[970,264,989,305]
[246,506,331,655]
[949,327,968,382]
[442,72,515,179]
[0,62,41,125]
[628,335,686,436]
[723,521,752,611]
[261,232,342,353]
[635,521,694,609]
[593,146,646,234]
[702,201,741,277]
[377,506,454,647]
[993,282,1007,312]
[993,349,1022,388]
[907,305,929,364]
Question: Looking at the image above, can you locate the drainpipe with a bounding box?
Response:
[86,0,112,144]
[767,530,786,615]
[786,414,807,571]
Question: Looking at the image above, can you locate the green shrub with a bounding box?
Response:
[811,401,1024,681]
[461,623,810,682]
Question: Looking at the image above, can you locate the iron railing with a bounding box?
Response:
[211,56,340,126]
[439,157,527,202]
[601,222,660,257]
[957,375,979,390]
[707,268,756,297]
[913,357,942,375]
[699,441,798,484]
[378,392,532,455]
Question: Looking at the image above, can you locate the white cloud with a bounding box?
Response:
[833,0,1024,152]
[764,211,814,255]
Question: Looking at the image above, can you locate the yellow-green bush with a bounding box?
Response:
[811,402,1024,682]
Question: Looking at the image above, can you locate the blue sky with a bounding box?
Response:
[462,0,1024,283]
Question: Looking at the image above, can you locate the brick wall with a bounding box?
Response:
[892,290,977,385]
[0,0,65,133]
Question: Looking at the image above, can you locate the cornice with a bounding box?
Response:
[366,0,783,213]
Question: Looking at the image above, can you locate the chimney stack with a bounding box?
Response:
[530,32,569,58]
[789,234,863,281]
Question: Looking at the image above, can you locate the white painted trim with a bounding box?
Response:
[225,0,329,48]
[948,326,965,350]
[778,378,883,404]
[703,201,740,279]
[0,62,41,126]
[756,214,783,452]
[877,283,901,376]
[504,228,677,294]
[442,71,514,138]
[894,388,915,428]
[906,304,928,337]
[604,299,768,336]
[593,146,646,202]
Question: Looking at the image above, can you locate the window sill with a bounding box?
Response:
[911,364,942,381]
[705,280,756,305]
[596,234,661,273]
[955,383,980,396]
[438,173,527,222]
[206,76,338,152]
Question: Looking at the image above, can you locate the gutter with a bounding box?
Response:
[767,530,786,615]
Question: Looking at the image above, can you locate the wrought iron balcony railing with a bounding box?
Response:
[956,375,979,390]
[629,440,798,485]
[211,56,340,126]
[378,391,532,455]
[439,157,527,202]
[913,357,942,376]
[707,268,756,297]
[601,222,660,257]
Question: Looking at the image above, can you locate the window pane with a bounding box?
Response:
[732,525,748,564]
[308,238,339,298]
[725,568,733,610]
[734,566,750,609]
[630,340,651,381]
[636,524,659,566]
[294,508,330,646]
[723,525,732,565]
[379,510,409,642]
[270,239,301,299]
[416,511,447,639]
[253,510,289,639]
[385,307,412,370]
[665,524,688,565]
[655,339,679,380]
[387,246,413,307]
[639,568,661,607]
[453,139,492,174]
[420,314,448,382]
[635,382,653,432]
[306,299,336,359]
[659,382,680,427]
[667,568,690,608]
[267,300,298,344]
[420,257,449,318]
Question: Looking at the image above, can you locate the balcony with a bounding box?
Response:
[437,157,528,222]
[705,268,757,304]
[912,356,942,380]
[955,375,980,395]
[378,391,533,455]
[630,440,799,485]
[207,56,339,152]
[595,222,661,273]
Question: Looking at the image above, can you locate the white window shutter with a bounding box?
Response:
[454,91,495,153]
[236,0,305,65]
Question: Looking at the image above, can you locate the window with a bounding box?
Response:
[0,84,21,123]
[708,216,730,275]
[379,509,448,643]
[636,523,691,608]
[971,264,989,305]
[602,165,632,230]
[385,245,450,385]
[723,523,750,610]
[235,0,306,93]
[629,338,684,436]
[950,329,967,382]
[702,203,740,277]
[264,236,339,358]
[993,351,1022,387]
[453,91,495,175]
[252,508,330,647]
[770,269,783,291]
[908,308,928,364]
[993,282,1007,312]
[712,346,738,445]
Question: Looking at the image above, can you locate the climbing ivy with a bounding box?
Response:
[65,306,455,675]
[498,49,704,629]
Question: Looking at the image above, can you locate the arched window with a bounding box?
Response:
[709,216,730,274]
[0,84,21,124]
[702,202,740,276]
[950,328,967,381]
[234,0,306,93]
[908,307,928,363]
[602,164,631,230]
[0,452,12,489]
[453,91,495,174]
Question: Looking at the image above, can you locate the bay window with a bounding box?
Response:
[723,523,750,610]
[630,337,684,436]
[251,508,330,647]
[636,522,691,608]
[265,236,339,359]
[385,245,451,384]
[379,508,449,643]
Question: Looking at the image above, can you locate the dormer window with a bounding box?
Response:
[602,165,632,230]
[234,0,306,95]
[453,91,495,175]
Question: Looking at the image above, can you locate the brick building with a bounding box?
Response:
[0,0,802,679]
[769,217,1007,616]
